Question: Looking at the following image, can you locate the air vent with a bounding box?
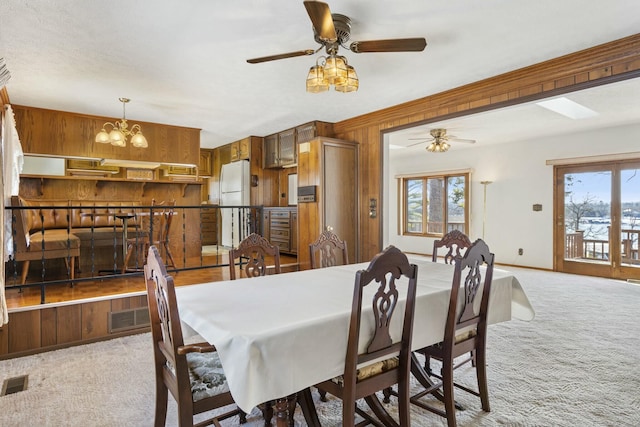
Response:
[1,375,28,396]
[109,307,150,333]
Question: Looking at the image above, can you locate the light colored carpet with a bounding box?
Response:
[1,267,639,426]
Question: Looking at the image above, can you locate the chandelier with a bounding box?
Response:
[95,98,148,148]
[306,50,358,93]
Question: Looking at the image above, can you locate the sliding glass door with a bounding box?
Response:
[555,160,639,279]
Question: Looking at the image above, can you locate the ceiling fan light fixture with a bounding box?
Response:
[426,141,450,153]
[248,3,427,95]
[334,65,358,92]
[324,55,348,85]
[306,64,330,93]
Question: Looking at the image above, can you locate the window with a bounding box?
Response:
[402,173,469,236]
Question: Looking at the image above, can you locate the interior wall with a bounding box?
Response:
[385,123,640,269]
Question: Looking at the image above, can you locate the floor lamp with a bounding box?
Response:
[480,181,492,240]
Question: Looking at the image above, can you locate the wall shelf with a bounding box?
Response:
[20,174,203,185]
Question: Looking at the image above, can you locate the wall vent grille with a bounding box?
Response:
[1,375,28,396]
[109,307,150,333]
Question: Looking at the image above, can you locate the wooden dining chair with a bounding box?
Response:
[228,232,281,424]
[151,199,177,269]
[228,232,281,280]
[432,229,472,264]
[313,245,418,427]
[123,199,176,273]
[144,245,244,427]
[309,228,350,402]
[309,228,349,269]
[423,229,473,376]
[410,238,495,427]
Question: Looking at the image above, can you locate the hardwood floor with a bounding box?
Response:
[4,253,298,309]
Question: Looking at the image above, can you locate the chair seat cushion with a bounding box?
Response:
[331,357,399,386]
[186,351,231,402]
[27,230,80,251]
[71,227,144,244]
[423,329,478,354]
[455,329,477,343]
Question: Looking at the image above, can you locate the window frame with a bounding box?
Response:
[400,172,470,237]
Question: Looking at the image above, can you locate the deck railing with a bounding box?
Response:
[565,229,639,264]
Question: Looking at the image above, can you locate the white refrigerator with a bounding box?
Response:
[219,160,251,247]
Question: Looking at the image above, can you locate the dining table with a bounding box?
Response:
[175,255,535,424]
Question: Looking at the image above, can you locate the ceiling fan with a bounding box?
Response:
[408,128,476,153]
[246,1,427,84]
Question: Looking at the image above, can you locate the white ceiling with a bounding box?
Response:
[388,78,640,153]
[1,1,639,149]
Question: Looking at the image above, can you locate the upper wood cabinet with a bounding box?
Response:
[230,138,250,162]
[199,149,213,176]
[264,130,295,168]
[263,121,333,169]
[277,128,296,167]
[264,134,279,168]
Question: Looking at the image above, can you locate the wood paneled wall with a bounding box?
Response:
[332,33,640,262]
[12,105,200,165]
[0,295,148,359]
[11,104,205,260]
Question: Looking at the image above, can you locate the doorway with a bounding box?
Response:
[554,159,640,279]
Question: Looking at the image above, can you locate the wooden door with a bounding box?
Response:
[297,137,359,269]
[554,159,640,279]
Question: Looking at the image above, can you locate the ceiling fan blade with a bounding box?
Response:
[349,38,427,53]
[450,138,476,144]
[247,49,316,64]
[304,1,337,42]
[407,141,427,148]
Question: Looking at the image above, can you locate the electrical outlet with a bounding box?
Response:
[518,248,523,255]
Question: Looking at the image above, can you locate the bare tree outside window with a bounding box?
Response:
[403,173,468,236]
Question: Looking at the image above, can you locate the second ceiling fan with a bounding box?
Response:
[408,128,476,153]
[247,1,427,92]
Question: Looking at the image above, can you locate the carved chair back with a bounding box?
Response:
[229,233,281,280]
[447,238,495,343]
[315,245,418,426]
[309,229,349,268]
[432,230,472,264]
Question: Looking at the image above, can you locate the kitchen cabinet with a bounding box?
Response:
[230,138,250,162]
[263,207,297,254]
[264,129,296,168]
[297,137,359,270]
[199,149,213,176]
[290,210,298,254]
[201,206,218,245]
[263,121,334,169]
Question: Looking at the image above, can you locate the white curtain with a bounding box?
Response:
[1,104,23,326]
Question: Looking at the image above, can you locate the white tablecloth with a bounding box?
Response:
[176,256,535,412]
